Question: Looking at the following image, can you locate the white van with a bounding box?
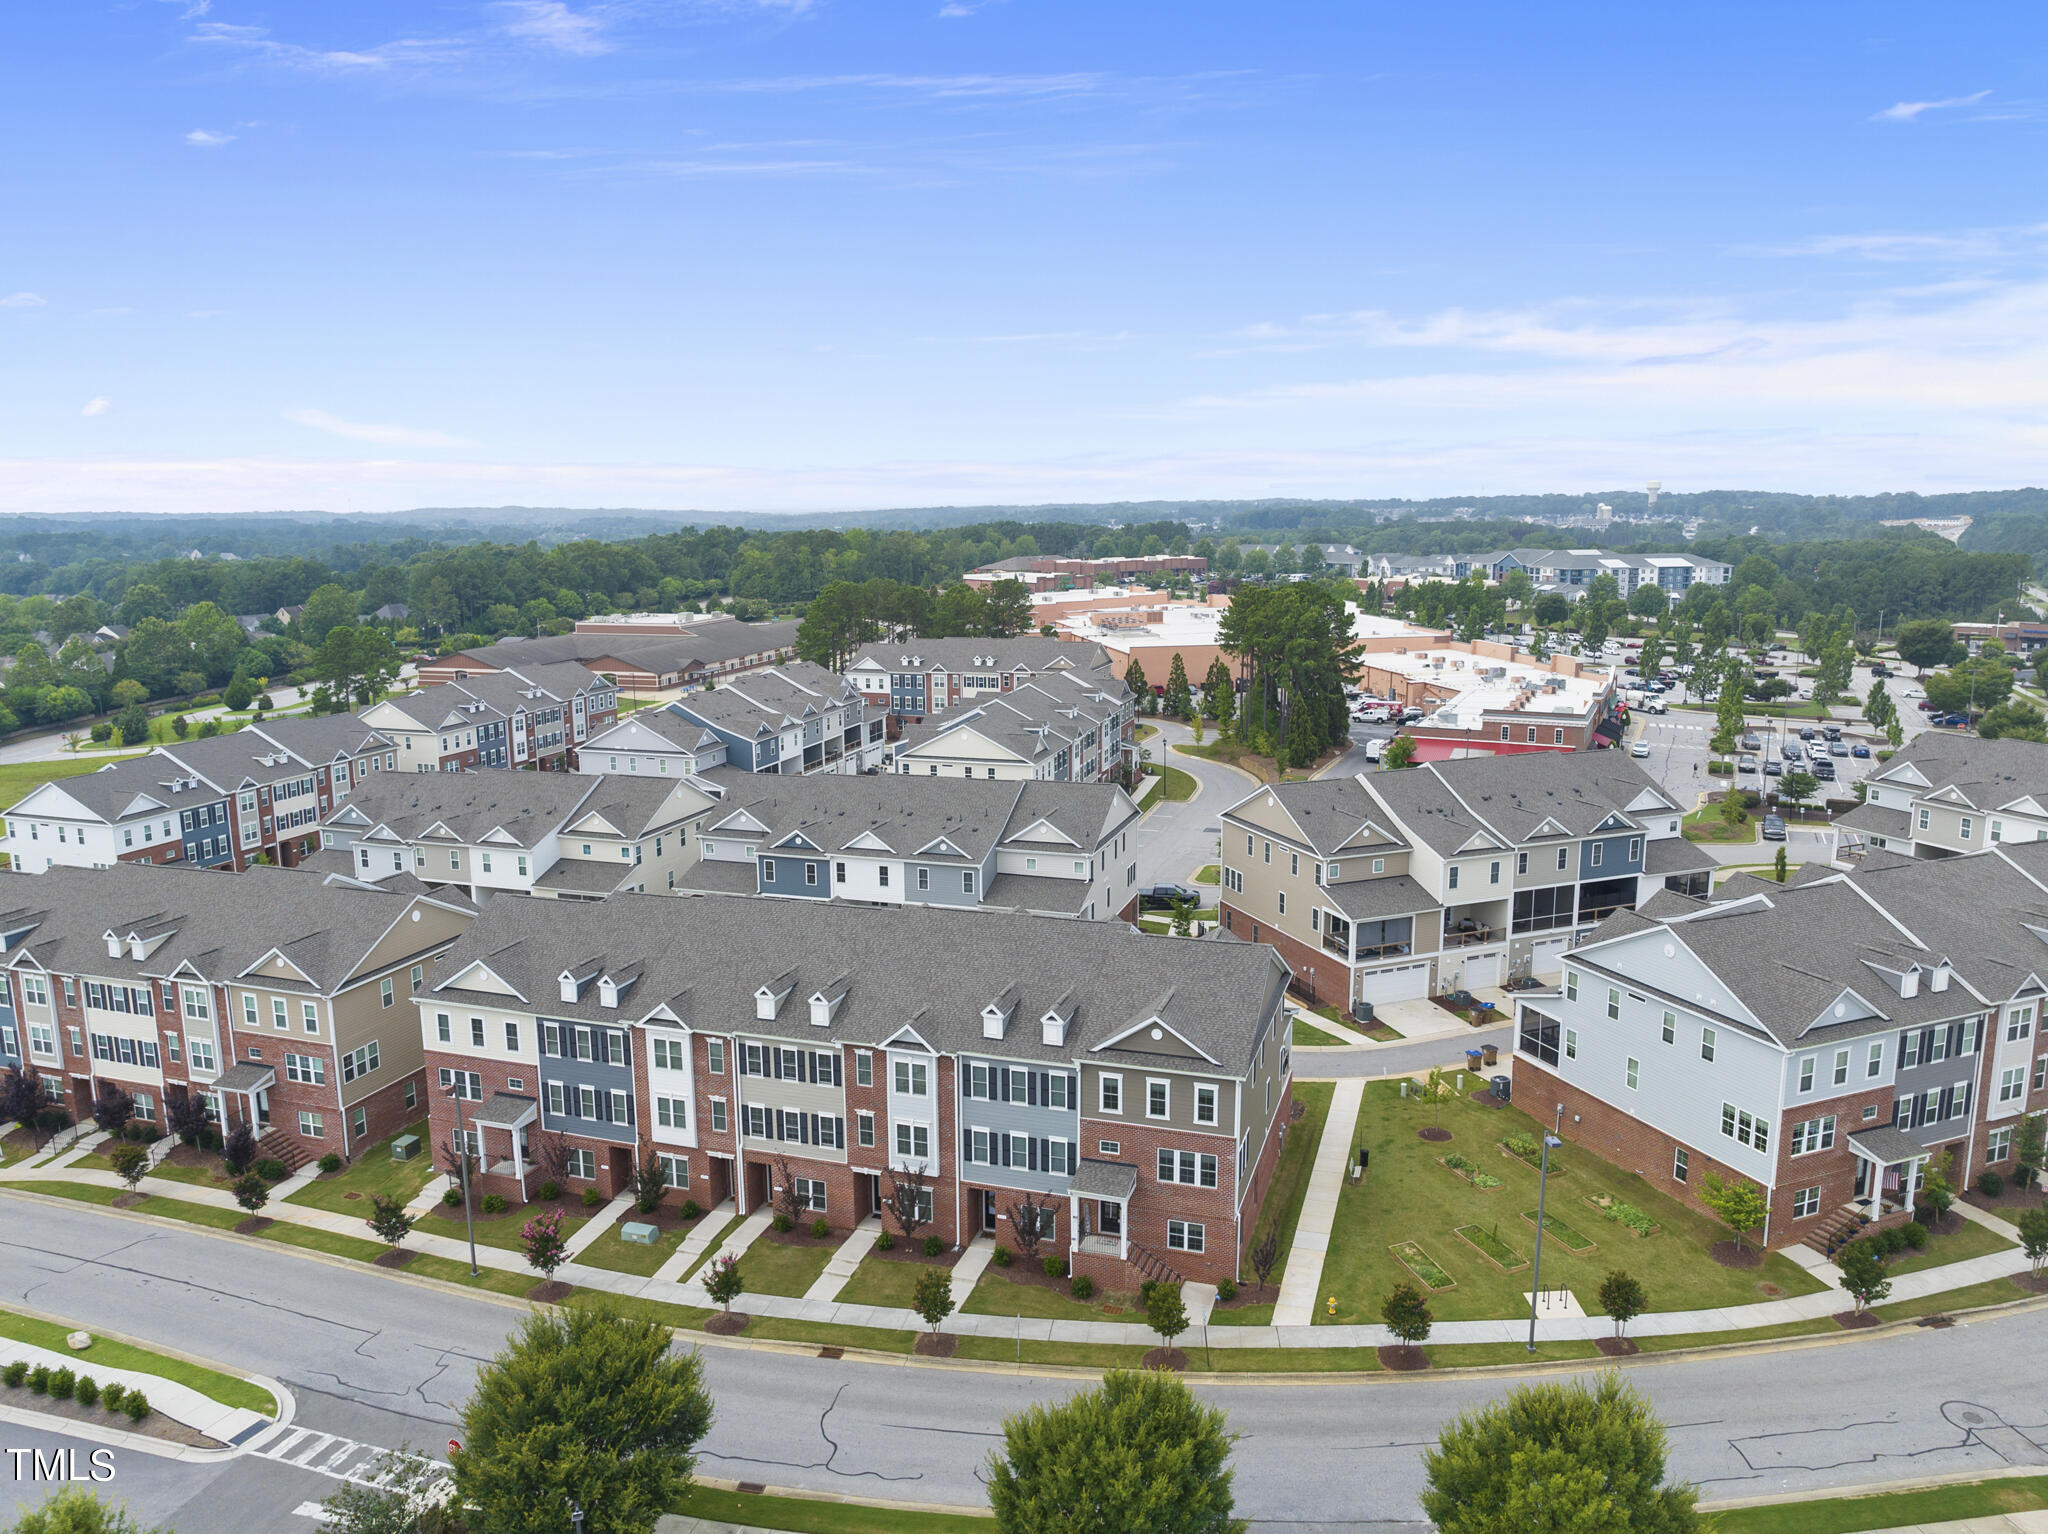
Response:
[1364,737,1388,763]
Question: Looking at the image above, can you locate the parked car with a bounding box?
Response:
[1851,743,1871,758]
[1904,686,1926,699]
[1741,733,1763,751]
[1829,741,1849,757]
[1138,884,1199,911]
[1738,754,1759,774]
[1799,726,1817,741]
[1824,725,1843,741]
[1364,736,1388,763]
[1940,713,1970,728]
[1813,759,1837,780]
[1782,741,1802,761]
[1641,698,1668,714]
[1763,759,1783,776]
[1761,815,1787,841]
[1631,740,1651,758]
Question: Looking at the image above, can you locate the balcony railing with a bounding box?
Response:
[1355,939,1414,960]
[1577,901,1627,922]
[1441,925,1498,948]
[1511,911,1575,935]
[1322,932,1352,959]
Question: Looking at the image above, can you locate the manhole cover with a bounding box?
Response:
[1962,1410,1985,1423]
[817,1346,844,1359]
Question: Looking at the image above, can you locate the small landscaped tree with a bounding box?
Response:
[1381,1282,1433,1350]
[1421,1374,1700,1534]
[772,1153,807,1228]
[2017,1207,2048,1277]
[109,1142,149,1192]
[452,1303,713,1534]
[987,1369,1246,1534]
[1598,1270,1647,1340]
[702,1253,743,1313]
[1145,1282,1189,1358]
[884,1164,933,1245]
[913,1267,955,1337]
[1380,733,1417,770]
[1004,1194,1053,1262]
[366,1193,416,1253]
[318,1446,447,1534]
[92,1085,135,1139]
[1698,1171,1769,1254]
[632,1153,667,1216]
[1249,1228,1280,1297]
[1838,1240,1891,1314]
[522,1207,569,1283]
[1773,845,1788,883]
[1919,1152,1957,1229]
[165,1090,212,1147]
[5,1487,174,1534]
[232,1172,270,1215]
[222,1121,257,1175]
[0,1064,40,1143]
[528,1126,574,1192]
[2016,1111,2047,1191]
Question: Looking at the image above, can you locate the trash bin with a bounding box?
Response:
[1465,1048,1484,1071]
[1482,1043,1499,1067]
[1491,1074,1512,1103]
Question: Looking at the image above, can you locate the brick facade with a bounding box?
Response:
[343,1067,425,1158]
[1237,1078,1291,1274]
[1219,899,1372,1008]
[1074,1114,1242,1285]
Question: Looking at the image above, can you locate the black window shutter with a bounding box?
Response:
[832,1054,844,1087]
[1027,1072,1039,1107]
[996,1069,1008,1103]
[1958,1082,1972,1116]
[999,1135,1011,1167]
[1938,1085,1953,1119]
[1030,1138,1042,1172]
[772,1050,783,1080]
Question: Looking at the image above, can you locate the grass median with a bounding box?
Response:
[0,1307,277,1417]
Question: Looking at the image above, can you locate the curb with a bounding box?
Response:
[5,1184,2041,1388]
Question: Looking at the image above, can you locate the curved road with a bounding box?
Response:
[4,1196,2046,1532]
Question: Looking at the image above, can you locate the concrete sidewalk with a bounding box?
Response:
[1272,1079,1364,1326]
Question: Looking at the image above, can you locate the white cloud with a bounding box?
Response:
[0,292,46,308]
[185,128,235,147]
[191,20,468,73]
[1874,90,1990,123]
[494,2,609,55]
[80,398,110,417]
[284,408,471,447]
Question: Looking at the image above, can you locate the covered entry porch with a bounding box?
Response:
[1848,1126,1930,1220]
[1068,1158,1137,1264]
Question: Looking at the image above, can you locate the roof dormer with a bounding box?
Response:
[598,965,641,1009]
[756,967,798,1021]
[1041,992,1075,1048]
[558,957,604,1005]
[1930,962,1952,993]
[982,983,1021,1041]
[809,974,851,1028]
[103,930,123,959]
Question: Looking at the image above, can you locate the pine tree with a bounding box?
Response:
[1164,652,1193,719]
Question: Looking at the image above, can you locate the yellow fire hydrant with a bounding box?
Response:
[1327,1294,1338,1317]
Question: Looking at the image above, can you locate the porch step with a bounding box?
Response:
[257,1130,313,1175]
[1803,1204,1869,1259]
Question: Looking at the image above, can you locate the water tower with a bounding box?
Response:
[1645,480,1662,513]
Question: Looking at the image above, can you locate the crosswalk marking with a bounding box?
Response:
[246,1424,452,1495]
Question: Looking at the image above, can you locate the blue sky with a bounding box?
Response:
[3,2,2044,514]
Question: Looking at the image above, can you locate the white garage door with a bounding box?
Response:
[1528,936,1572,979]
[1458,950,1505,990]
[1357,961,1431,1006]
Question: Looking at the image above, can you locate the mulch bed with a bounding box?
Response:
[1965,1182,2046,1216]
[704,1312,751,1335]
[1833,1310,1881,1330]
[526,1280,574,1304]
[152,1143,231,1183]
[1466,1091,1508,1109]
[869,1240,958,1269]
[235,1215,273,1234]
[1917,1210,1967,1237]
[763,1223,840,1249]
[1417,1127,1452,1143]
[0,1383,224,1450]
[1142,1347,1187,1371]
[1709,1241,1763,1269]
[421,1194,585,1231]
[2010,1273,2048,1296]
[373,1249,419,1269]
[1594,1337,1641,1358]
[913,1333,959,1358]
[1377,1345,1429,1371]
[1210,1284,1275,1313]
[111,1192,147,1209]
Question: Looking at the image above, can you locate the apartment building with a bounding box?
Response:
[665,664,884,777]
[892,674,1135,784]
[0,863,472,1166]
[677,769,1140,918]
[1514,842,2048,1252]
[1481,549,1732,596]
[318,772,713,902]
[1838,735,2048,859]
[359,663,617,774]
[1218,753,1712,1009]
[578,710,728,779]
[844,637,1115,724]
[417,896,1292,1286]
[414,621,801,695]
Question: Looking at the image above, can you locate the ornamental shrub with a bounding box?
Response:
[1070,1275,1095,1300]
[581,1187,603,1209]
[537,1180,560,1201]
[255,1157,288,1182]
[123,1391,151,1422]
[49,1367,75,1400]
[1979,1171,2006,1198]
[481,1193,507,1215]
[992,1244,1013,1267]
[27,1366,50,1394]
[680,1199,702,1220]
[1217,1278,1238,1302]
[772,1215,793,1233]
[98,1384,125,1413]
[73,1376,99,1407]
[443,1187,463,1207]
[875,1230,895,1251]
[810,1217,831,1240]
[2,1360,26,1387]
[1901,1221,1930,1250]
[1042,1254,1065,1278]
[318,1153,342,1174]
[923,1235,944,1257]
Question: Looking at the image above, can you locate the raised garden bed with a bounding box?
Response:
[1521,1210,1596,1254]
[1583,1193,1659,1238]
[1454,1223,1528,1272]
[1389,1240,1457,1290]
[1438,1154,1503,1190]
[1500,1138,1568,1176]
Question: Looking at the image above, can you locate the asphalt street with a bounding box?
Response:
[6,1195,2048,1533]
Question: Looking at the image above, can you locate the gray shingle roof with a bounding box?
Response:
[428,894,1289,1073]
[10,754,224,824]
[331,773,603,849]
[1323,873,1436,921]
[846,637,1112,676]
[1866,734,2048,810]
[1367,751,1676,855]
[1220,777,1408,856]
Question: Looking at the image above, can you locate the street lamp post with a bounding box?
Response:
[1526,1105,1566,1353]
[448,1085,479,1277]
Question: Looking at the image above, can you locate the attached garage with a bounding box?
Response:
[1356,961,1432,1006]
[1527,935,1572,979]
[1451,949,1505,990]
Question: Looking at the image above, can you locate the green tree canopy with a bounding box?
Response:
[1892,617,1964,673]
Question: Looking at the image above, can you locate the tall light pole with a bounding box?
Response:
[1526,1104,1565,1353]
[448,1084,479,1277]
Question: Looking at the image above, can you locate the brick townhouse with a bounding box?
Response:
[417,895,1292,1287]
[0,863,474,1168]
[1513,840,2048,1254]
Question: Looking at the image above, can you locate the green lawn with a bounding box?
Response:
[0,1308,278,1418]
[405,1254,545,1298]
[1682,801,1759,844]
[1151,765,1198,802]
[1193,863,1220,884]
[835,1252,943,1310]
[24,1179,247,1231]
[1213,1080,1332,1326]
[258,1224,388,1262]
[1314,1081,1826,1324]
[1880,1216,2014,1275]
[1712,1475,2048,1534]
[415,1202,589,1255]
[1292,1018,1347,1047]
[574,1213,706,1278]
[284,1120,436,1216]
[737,1229,841,1297]
[148,1158,235,1191]
[673,1486,991,1533]
[963,1267,1133,1321]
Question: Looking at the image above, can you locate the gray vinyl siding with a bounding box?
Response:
[0,984,18,1067]
[735,1035,849,1163]
[960,1055,1079,1194]
[906,860,984,907]
[1579,832,1644,880]
[182,797,235,867]
[759,854,832,899]
[538,1017,637,1145]
[1892,1014,1985,1146]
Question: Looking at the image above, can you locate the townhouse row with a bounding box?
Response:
[1516,838,2048,1252]
[415,895,1294,1287]
[1218,751,1715,1009]
[576,663,886,779]
[358,661,617,772]
[0,863,473,1168]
